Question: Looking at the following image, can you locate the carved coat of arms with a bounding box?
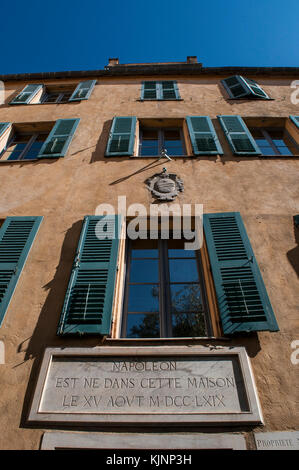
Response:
[145,168,184,201]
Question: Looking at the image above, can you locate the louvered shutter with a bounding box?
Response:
[58,215,121,335]
[69,80,97,101]
[290,115,299,129]
[0,123,11,138]
[203,212,279,334]
[37,119,80,158]
[221,76,269,100]
[161,81,180,99]
[10,84,43,105]
[105,117,137,156]
[218,115,261,155]
[241,77,269,99]
[141,81,158,100]
[221,76,250,99]
[186,116,223,155]
[0,216,43,327]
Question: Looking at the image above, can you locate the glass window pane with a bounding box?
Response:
[6,142,27,161]
[131,239,158,258]
[169,259,198,282]
[130,259,159,282]
[168,239,196,257]
[127,284,159,312]
[171,312,207,337]
[23,140,44,159]
[258,146,275,156]
[170,284,204,313]
[126,313,160,338]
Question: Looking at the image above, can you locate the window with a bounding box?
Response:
[0,119,80,161]
[250,128,299,156]
[141,81,180,100]
[221,75,270,100]
[57,214,279,337]
[41,90,73,103]
[105,116,223,157]
[1,132,46,161]
[9,80,96,105]
[139,128,186,156]
[122,238,211,338]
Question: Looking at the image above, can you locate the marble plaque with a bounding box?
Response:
[255,431,299,450]
[28,346,263,426]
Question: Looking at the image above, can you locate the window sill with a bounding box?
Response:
[258,154,299,158]
[227,97,274,101]
[105,336,231,343]
[8,100,80,106]
[137,99,184,102]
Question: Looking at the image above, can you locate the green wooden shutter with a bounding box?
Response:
[105,117,137,156]
[241,77,269,99]
[290,115,299,129]
[203,212,279,334]
[0,216,43,327]
[161,81,180,99]
[69,80,97,101]
[221,76,269,100]
[58,215,121,335]
[186,116,223,155]
[10,84,43,105]
[218,115,261,155]
[141,81,158,100]
[37,118,80,159]
[0,123,11,138]
[221,76,250,99]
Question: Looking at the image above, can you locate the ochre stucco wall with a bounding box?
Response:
[0,74,298,449]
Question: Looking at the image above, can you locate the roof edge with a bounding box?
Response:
[1,64,299,81]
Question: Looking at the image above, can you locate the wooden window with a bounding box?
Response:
[121,237,211,338]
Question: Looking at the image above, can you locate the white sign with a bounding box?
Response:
[29,346,262,426]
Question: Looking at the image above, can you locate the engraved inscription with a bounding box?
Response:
[39,356,249,415]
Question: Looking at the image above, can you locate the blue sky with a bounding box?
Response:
[1,0,298,74]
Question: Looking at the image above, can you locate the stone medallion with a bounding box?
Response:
[145,168,184,201]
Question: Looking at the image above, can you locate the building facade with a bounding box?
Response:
[0,56,298,450]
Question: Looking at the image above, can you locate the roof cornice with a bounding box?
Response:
[1,64,299,81]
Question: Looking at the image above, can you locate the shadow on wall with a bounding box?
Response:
[90,120,112,163]
[287,216,299,278]
[19,220,101,428]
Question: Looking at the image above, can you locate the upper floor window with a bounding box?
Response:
[141,81,180,100]
[221,75,270,100]
[105,116,223,157]
[139,128,186,156]
[1,132,46,161]
[0,119,80,161]
[41,90,73,103]
[250,128,299,156]
[9,80,96,105]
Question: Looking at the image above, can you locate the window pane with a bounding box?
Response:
[131,239,158,258]
[171,312,207,337]
[43,93,60,103]
[164,130,184,155]
[140,131,159,156]
[168,239,196,257]
[126,313,160,338]
[170,284,204,313]
[127,284,159,312]
[23,140,45,160]
[169,259,198,282]
[130,259,159,282]
[6,142,27,161]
